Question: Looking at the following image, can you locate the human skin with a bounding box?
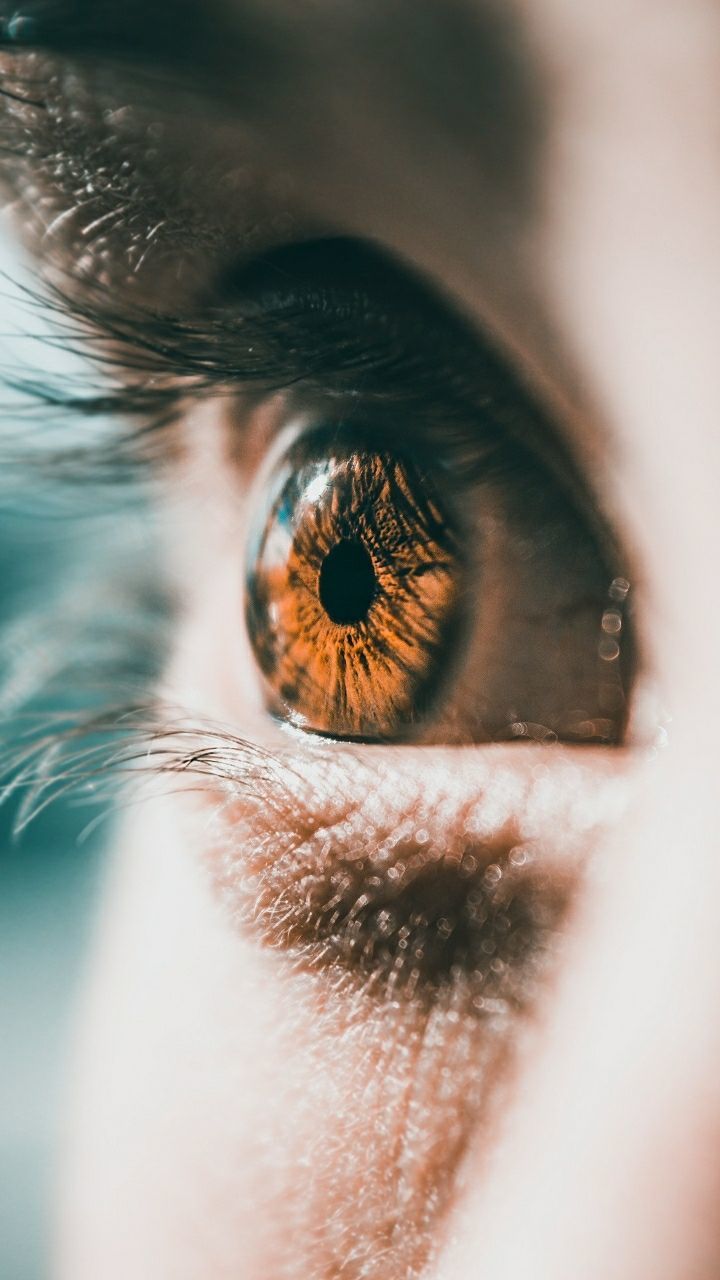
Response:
[2,1,719,1277]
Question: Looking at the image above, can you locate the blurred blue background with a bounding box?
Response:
[0,238,151,1280]
[0,515,107,1280]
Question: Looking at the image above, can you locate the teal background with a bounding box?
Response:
[0,511,107,1280]
[0,243,147,1280]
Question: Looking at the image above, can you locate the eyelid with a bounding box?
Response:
[195,739,633,1000]
[6,239,586,495]
[211,238,613,530]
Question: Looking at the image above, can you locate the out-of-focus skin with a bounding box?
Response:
[2,0,718,1277]
[438,6,720,1276]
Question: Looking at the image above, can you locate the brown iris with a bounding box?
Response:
[245,435,462,738]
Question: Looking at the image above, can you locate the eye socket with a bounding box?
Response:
[245,435,463,739]
[230,237,632,746]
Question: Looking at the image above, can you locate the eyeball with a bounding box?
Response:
[245,430,464,739]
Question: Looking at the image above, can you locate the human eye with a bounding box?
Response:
[240,244,631,747]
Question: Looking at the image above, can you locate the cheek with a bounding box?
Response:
[59,789,512,1280]
[58,801,286,1279]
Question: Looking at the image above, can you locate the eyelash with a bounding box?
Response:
[2,239,591,512]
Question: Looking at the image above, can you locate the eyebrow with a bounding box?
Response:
[0,0,542,253]
[0,0,536,135]
[0,1,553,449]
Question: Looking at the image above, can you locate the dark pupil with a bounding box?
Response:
[318,539,377,625]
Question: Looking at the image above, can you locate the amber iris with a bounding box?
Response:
[246,437,462,738]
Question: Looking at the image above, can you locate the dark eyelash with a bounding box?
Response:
[0,236,565,500]
[30,241,489,396]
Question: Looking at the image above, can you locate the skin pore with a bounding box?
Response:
[1,1,719,1278]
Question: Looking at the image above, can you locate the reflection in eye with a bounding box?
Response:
[246,435,462,738]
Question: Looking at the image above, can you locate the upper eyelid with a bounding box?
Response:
[0,240,484,427]
[16,238,576,467]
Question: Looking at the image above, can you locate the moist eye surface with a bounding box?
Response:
[245,436,463,739]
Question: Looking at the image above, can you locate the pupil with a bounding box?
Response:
[318,539,377,625]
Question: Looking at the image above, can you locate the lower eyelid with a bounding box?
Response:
[188,741,633,1006]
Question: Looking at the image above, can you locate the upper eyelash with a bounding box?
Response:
[0,242,554,488]
[0,239,626,636]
